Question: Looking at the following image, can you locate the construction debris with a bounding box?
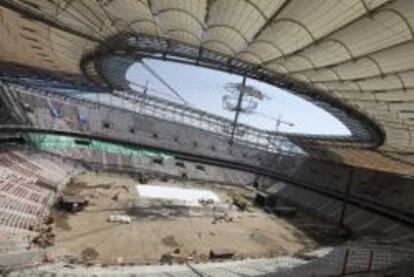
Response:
[160,248,205,264]
[44,216,54,225]
[111,191,121,201]
[121,185,129,193]
[116,257,124,265]
[32,226,55,248]
[42,253,55,263]
[229,192,249,211]
[209,248,235,259]
[81,247,99,261]
[64,255,82,264]
[58,195,88,212]
[212,213,233,224]
[107,215,132,224]
[97,183,111,189]
[198,198,215,206]
[138,174,149,184]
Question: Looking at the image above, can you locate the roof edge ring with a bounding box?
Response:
[80,33,385,148]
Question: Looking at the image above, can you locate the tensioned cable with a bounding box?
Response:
[94,0,119,34]
[68,1,105,31]
[54,2,108,40]
[79,0,106,26]
[127,79,182,102]
[141,61,188,105]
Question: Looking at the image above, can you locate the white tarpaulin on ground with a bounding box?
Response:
[137,185,219,206]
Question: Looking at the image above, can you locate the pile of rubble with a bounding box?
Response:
[212,212,234,224]
[32,217,55,248]
[228,192,250,211]
[137,173,150,184]
[81,247,100,262]
[160,248,207,264]
[160,247,238,265]
[198,198,215,206]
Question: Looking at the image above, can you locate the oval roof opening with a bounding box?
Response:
[126,59,351,136]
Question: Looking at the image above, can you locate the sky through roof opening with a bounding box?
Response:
[126,59,350,135]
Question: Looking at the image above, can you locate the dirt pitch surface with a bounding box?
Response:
[47,172,334,265]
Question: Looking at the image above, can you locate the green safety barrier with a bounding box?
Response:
[26,133,172,160]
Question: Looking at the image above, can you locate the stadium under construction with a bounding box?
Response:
[1,0,414,276]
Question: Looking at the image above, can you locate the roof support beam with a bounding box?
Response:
[310,67,414,86]
[166,29,202,42]
[0,0,101,42]
[271,18,316,42]
[207,24,249,43]
[252,0,292,41]
[203,39,237,53]
[380,8,414,39]
[284,38,413,77]
[202,0,216,40]
[157,8,205,30]
[243,0,267,21]
[233,0,292,57]
[262,0,395,65]
[251,40,285,56]
[332,85,414,93]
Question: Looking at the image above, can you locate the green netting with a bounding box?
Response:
[26,133,173,160]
